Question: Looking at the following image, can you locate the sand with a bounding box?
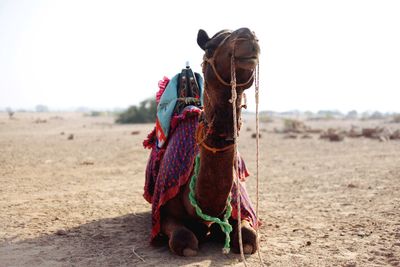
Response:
[0,112,399,266]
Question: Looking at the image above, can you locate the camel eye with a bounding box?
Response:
[205,44,218,57]
[205,49,215,58]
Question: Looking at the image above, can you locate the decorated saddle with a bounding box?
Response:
[143,66,259,242]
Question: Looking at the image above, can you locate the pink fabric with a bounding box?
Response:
[156,76,170,103]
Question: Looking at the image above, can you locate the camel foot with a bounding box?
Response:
[243,244,254,254]
[169,228,199,256]
[231,220,258,254]
[183,248,198,257]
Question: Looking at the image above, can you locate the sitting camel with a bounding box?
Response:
[143,28,260,256]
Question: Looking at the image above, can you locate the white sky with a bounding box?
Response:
[0,0,399,112]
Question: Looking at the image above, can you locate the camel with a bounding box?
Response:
[143,28,260,257]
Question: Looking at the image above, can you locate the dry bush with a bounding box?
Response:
[260,115,273,123]
[320,128,345,142]
[392,114,400,123]
[283,119,309,133]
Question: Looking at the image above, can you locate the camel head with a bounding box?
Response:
[197,28,260,143]
[197,28,260,91]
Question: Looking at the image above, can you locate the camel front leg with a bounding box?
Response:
[231,219,259,254]
[161,216,199,256]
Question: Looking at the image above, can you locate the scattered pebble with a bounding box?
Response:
[34,119,47,124]
[325,132,345,142]
[379,136,388,142]
[344,261,357,267]
[67,134,74,140]
[348,183,357,188]
[81,161,94,165]
[55,229,67,236]
[356,231,372,237]
[81,158,95,165]
[284,134,298,139]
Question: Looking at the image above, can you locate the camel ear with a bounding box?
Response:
[197,29,210,50]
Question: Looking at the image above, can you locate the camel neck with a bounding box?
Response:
[195,146,234,217]
[194,84,243,216]
[202,91,242,147]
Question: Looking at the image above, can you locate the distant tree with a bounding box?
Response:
[76,106,91,113]
[116,98,157,124]
[304,110,314,118]
[346,110,358,119]
[6,107,14,119]
[317,110,343,119]
[392,114,400,123]
[369,111,384,120]
[35,105,49,112]
[89,111,104,117]
[360,111,371,120]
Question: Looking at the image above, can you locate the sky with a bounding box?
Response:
[0,0,399,113]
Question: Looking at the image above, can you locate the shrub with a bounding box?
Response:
[89,111,104,117]
[35,105,49,112]
[283,119,309,133]
[259,115,273,123]
[6,107,14,119]
[116,98,157,124]
[392,114,400,123]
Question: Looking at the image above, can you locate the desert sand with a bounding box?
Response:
[0,112,399,266]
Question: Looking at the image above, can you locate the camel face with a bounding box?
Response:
[232,28,260,70]
[197,28,260,89]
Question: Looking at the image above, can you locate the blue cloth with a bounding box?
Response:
[156,73,203,148]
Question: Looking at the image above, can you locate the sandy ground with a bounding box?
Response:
[0,112,399,267]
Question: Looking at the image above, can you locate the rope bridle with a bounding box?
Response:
[196,121,234,153]
[198,32,256,153]
[202,32,255,88]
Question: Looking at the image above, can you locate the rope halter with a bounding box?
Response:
[202,32,256,88]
